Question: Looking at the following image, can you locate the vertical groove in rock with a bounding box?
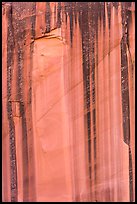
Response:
[7,3,18,202]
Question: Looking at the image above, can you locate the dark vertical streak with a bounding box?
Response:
[94,8,99,195]
[69,5,73,45]
[31,2,36,39]
[7,3,18,202]
[16,45,29,201]
[16,2,36,201]
[65,3,74,46]
[54,3,56,28]
[89,4,98,198]
[106,2,111,30]
[19,102,29,201]
[45,2,51,33]
[74,2,77,25]
[121,5,130,146]
[121,4,133,201]
[30,2,36,104]
[93,109,96,137]
[126,10,134,79]
[64,2,68,25]
[28,42,37,202]
[79,3,91,182]
[12,2,30,200]
[57,2,61,28]
[112,2,119,9]
[87,112,91,166]
[102,3,106,31]
[129,146,133,202]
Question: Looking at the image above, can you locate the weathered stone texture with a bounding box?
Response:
[2,2,135,202]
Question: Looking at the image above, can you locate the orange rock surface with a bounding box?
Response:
[2,2,135,202]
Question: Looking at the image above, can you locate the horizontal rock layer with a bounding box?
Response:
[2,2,135,202]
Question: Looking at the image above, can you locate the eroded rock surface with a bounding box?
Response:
[2,2,135,202]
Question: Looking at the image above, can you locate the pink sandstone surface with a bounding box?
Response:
[2,2,135,202]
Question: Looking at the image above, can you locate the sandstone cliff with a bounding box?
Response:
[2,2,135,202]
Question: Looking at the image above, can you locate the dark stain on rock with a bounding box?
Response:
[90,4,98,199]
[64,2,74,46]
[121,3,130,146]
[19,102,29,201]
[16,48,29,201]
[54,3,56,28]
[100,2,106,31]
[7,3,18,202]
[31,2,36,39]
[28,42,37,202]
[88,6,97,191]
[4,2,135,202]
[129,146,133,202]
[106,2,111,30]
[64,2,68,25]
[121,4,133,202]
[12,3,30,200]
[79,2,91,182]
[69,7,73,45]
[93,109,96,135]
[112,2,119,10]
[123,2,132,10]
[73,2,77,25]
[126,9,134,79]
[57,2,61,28]
[45,2,51,33]
[94,5,98,198]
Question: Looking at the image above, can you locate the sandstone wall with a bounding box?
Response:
[2,2,135,202]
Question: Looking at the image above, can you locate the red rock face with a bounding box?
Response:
[2,2,135,202]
